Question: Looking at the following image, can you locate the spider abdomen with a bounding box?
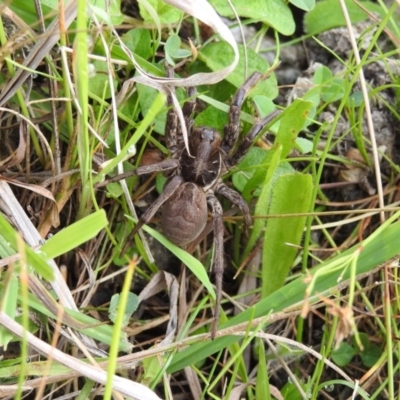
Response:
[161,182,208,247]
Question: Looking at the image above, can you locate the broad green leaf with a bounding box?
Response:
[360,345,381,368]
[209,0,295,36]
[232,147,269,194]
[121,29,152,59]
[353,332,371,350]
[262,173,313,297]
[10,0,123,27]
[109,293,139,326]
[295,137,314,154]
[316,380,369,399]
[252,95,276,118]
[165,34,191,65]
[348,91,364,108]
[142,354,166,387]
[136,83,184,135]
[199,43,278,100]
[88,61,118,99]
[238,150,293,201]
[40,209,108,259]
[89,0,124,25]
[9,0,58,26]
[195,106,228,132]
[244,146,282,256]
[138,0,183,24]
[312,65,333,85]
[321,78,346,102]
[276,99,313,159]
[289,0,315,12]
[313,65,346,103]
[331,342,356,367]
[281,380,308,400]
[304,0,385,35]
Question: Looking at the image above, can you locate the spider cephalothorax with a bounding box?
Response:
[122,72,277,338]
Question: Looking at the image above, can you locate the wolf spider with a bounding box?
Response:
[122,72,277,338]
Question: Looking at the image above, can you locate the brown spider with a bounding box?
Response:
[122,72,277,338]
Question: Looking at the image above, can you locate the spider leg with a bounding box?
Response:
[182,87,197,135]
[226,109,280,168]
[121,174,184,256]
[165,89,179,155]
[215,182,252,234]
[222,72,264,154]
[166,70,197,153]
[135,159,179,176]
[206,194,225,339]
[95,159,179,188]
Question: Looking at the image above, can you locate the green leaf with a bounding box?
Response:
[40,209,108,259]
[237,149,294,200]
[0,213,53,280]
[121,29,152,59]
[9,0,59,26]
[312,65,333,85]
[276,99,313,159]
[209,0,295,35]
[360,345,381,368]
[89,0,124,25]
[262,173,313,297]
[165,34,191,65]
[232,147,269,194]
[313,67,346,103]
[281,380,308,400]
[138,0,183,24]
[289,0,315,12]
[348,91,364,108]
[137,83,185,135]
[88,61,118,99]
[195,106,228,132]
[142,354,166,386]
[331,342,356,367]
[199,43,278,100]
[353,332,371,350]
[108,293,139,326]
[304,0,385,35]
[321,78,346,102]
[244,146,282,256]
[10,0,123,27]
[252,95,276,118]
[295,137,314,154]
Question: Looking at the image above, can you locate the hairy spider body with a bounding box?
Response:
[122,72,277,339]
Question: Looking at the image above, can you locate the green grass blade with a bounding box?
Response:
[0,213,52,280]
[40,209,108,259]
